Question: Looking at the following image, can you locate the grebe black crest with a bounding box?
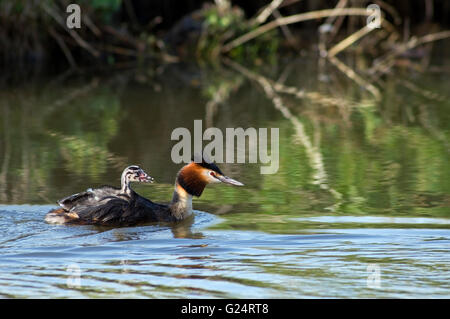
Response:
[45,157,243,227]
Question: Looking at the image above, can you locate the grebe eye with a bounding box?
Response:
[210,171,215,177]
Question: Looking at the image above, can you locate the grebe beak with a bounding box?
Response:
[138,170,155,183]
[216,175,244,186]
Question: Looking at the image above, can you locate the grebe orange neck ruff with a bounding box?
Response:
[169,160,244,220]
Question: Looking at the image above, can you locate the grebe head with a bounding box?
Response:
[176,156,243,197]
[122,165,154,184]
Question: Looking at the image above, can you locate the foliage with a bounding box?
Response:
[196,3,279,62]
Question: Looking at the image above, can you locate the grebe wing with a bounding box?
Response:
[75,195,171,225]
[57,186,121,211]
[75,197,130,225]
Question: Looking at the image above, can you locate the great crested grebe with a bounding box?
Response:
[45,158,243,226]
[45,165,154,224]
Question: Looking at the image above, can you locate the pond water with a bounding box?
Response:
[0,57,449,298]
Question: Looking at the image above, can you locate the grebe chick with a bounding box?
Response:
[45,165,153,224]
[45,158,243,226]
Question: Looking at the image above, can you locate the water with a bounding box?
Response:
[0,58,449,298]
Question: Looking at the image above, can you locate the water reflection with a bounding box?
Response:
[0,57,449,297]
[95,214,204,240]
[0,60,448,218]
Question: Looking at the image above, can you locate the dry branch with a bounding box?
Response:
[328,55,381,99]
[222,8,371,53]
[41,3,100,57]
[370,30,450,75]
[253,0,284,25]
[327,24,375,57]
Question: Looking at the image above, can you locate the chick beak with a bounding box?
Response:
[138,170,154,183]
[216,175,244,186]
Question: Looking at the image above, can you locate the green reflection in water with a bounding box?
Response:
[0,60,449,235]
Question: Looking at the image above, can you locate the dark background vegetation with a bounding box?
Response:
[1,0,449,73]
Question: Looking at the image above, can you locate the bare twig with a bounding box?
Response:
[273,80,360,110]
[413,30,450,46]
[324,0,348,27]
[370,30,450,75]
[400,79,447,102]
[328,55,381,99]
[82,14,102,37]
[222,8,371,53]
[253,0,284,25]
[102,25,142,49]
[41,3,100,57]
[324,0,348,43]
[327,24,375,57]
[272,9,301,52]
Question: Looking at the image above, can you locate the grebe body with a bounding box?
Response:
[46,159,243,227]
